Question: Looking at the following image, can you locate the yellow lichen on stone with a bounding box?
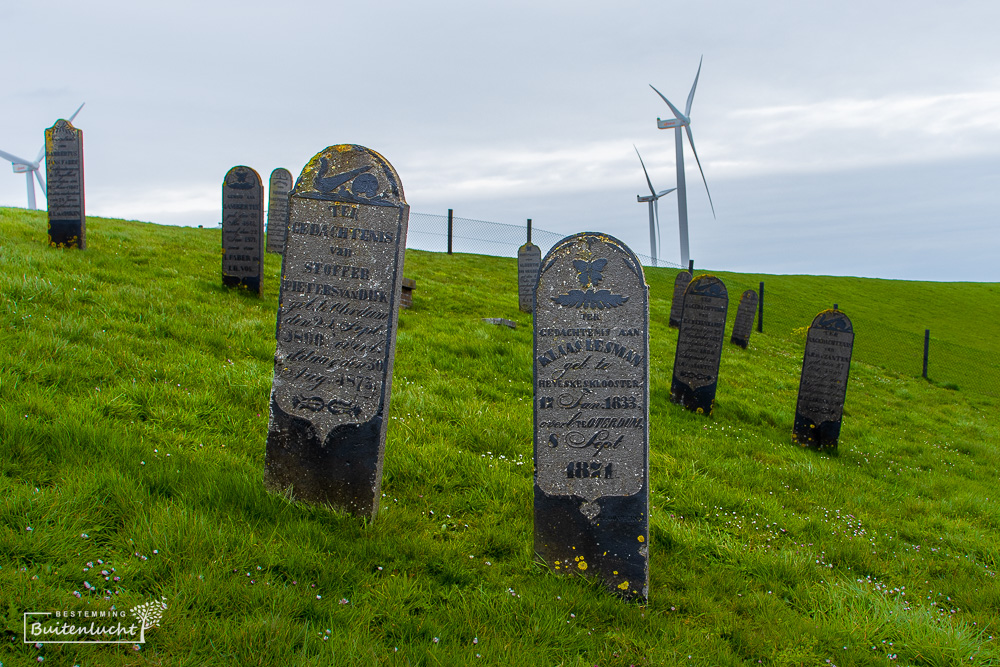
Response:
[637,535,645,542]
[618,581,629,590]
[577,561,587,571]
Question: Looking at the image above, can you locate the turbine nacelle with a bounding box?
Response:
[656,117,686,130]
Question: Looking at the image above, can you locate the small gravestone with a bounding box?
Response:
[222,166,264,295]
[44,119,85,249]
[266,167,293,254]
[730,289,758,348]
[671,274,728,415]
[400,277,416,309]
[518,242,542,312]
[793,309,854,450]
[264,145,408,517]
[534,232,649,600]
[668,271,691,328]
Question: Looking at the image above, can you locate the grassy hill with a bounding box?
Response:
[1,207,998,666]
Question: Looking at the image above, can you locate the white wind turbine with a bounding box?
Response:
[634,146,675,268]
[649,57,714,268]
[0,103,85,210]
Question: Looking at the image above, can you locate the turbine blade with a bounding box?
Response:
[68,102,85,123]
[634,145,657,196]
[685,55,703,117]
[35,169,46,196]
[35,144,46,164]
[0,148,33,165]
[654,198,661,257]
[657,188,676,197]
[685,126,716,218]
[649,84,686,122]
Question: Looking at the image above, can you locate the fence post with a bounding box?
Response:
[688,259,694,274]
[758,281,764,333]
[447,209,453,255]
[923,329,930,379]
[527,218,532,245]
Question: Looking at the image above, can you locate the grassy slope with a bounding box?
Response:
[1,207,998,666]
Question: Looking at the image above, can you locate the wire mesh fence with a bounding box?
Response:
[404,211,999,399]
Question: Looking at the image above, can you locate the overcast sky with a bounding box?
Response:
[2,1,999,281]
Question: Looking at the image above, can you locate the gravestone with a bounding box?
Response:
[266,167,293,254]
[400,277,416,309]
[534,232,649,600]
[671,274,728,415]
[730,289,758,348]
[264,145,408,517]
[222,166,264,295]
[44,119,85,249]
[668,271,691,328]
[518,242,542,312]
[793,309,854,450]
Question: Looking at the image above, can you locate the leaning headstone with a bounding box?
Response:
[793,309,854,450]
[730,289,759,348]
[668,270,691,328]
[264,145,408,517]
[266,167,293,254]
[534,232,649,600]
[44,119,85,249]
[482,317,516,329]
[671,274,728,415]
[518,242,542,312]
[222,166,264,295]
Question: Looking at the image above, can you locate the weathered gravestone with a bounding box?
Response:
[671,274,728,415]
[266,167,293,254]
[793,309,854,450]
[518,242,542,312]
[222,166,264,295]
[730,289,759,348]
[44,119,85,249]
[264,145,408,517]
[668,270,691,328]
[534,232,649,600]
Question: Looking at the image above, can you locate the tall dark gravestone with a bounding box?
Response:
[266,167,293,254]
[534,232,649,600]
[518,242,542,312]
[264,145,408,517]
[730,289,758,348]
[668,270,691,328]
[793,309,854,450]
[671,275,728,415]
[222,166,264,295]
[44,119,85,249]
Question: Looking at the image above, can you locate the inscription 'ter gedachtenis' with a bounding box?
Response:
[271,146,408,443]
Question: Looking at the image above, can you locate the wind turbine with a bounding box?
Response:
[649,57,714,268]
[0,103,85,209]
[634,146,675,268]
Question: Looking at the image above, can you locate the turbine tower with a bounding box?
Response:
[0,103,85,209]
[649,57,714,268]
[634,146,675,268]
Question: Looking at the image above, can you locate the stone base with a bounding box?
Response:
[535,488,648,601]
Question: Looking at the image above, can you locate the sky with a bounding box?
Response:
[2,1,999,281]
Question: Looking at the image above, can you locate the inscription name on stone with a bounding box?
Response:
[793,309,854,450]
[265,145,408,517]
[518,242,542,312]
[668,271,691,328]
[45,119,86,249]
[730,289,759,348]
[222,166,264,295]
[266,167,293,254]
[670,275,728,415]
[534,232,649,600]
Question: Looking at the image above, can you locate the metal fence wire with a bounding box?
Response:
[403,211,998,399]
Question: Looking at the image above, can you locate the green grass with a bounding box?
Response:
[1,206,998,666]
